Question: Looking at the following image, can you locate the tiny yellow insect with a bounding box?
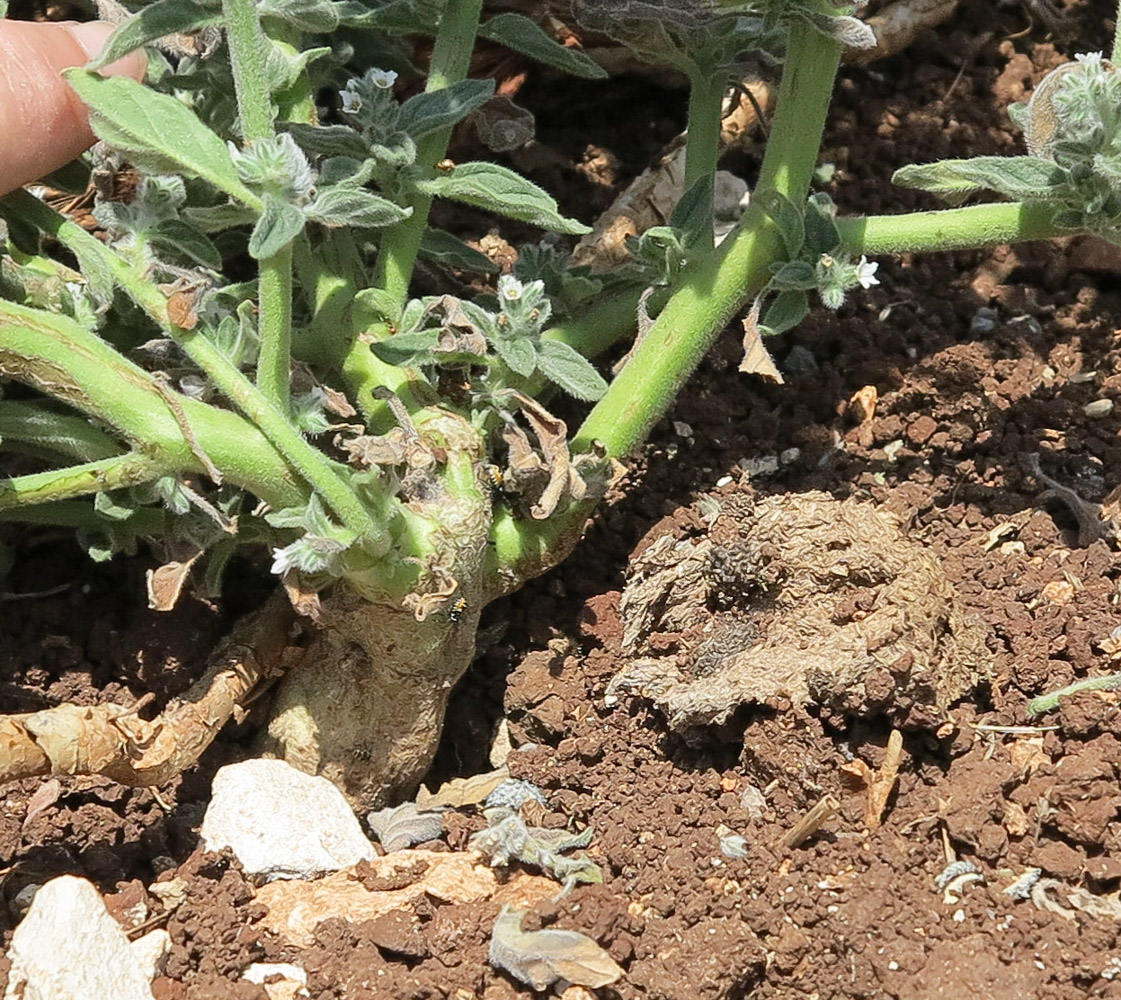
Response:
[436,158,457,173]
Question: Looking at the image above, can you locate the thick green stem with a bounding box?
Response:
[371,0,484,310]
[573,20,842,458]
[683,71,728,250]
[1,500,169,534]
[836,202,1065,255]
[0,453,169,510]
[223,0,275,142]
[0,299,305,508]
[257,243,294,412]
[1,192,380,538]
[0,402,123,462]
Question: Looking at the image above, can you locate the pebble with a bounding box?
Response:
[5,875,169,1000]
[200,758,374,881]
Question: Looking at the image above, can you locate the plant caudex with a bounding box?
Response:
[0,0,1110,805]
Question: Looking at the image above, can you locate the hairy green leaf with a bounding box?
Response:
[761,289,808,336]
[149,219,222,269]
[416,162,590,234]
[86,0,220,70]
[284,123,371,160]
[248,195,306,259]
[490,333,536,377]
[305,188,411,228]
[768,260,817,291]
[184,202,259,232]
[419,229,499,272]
[64,71,256,205]
[535,338,607,400]
[398,79,496,140]
[369,329,442,365]
[258,0,339,31]
[755,189,804,258]
[893,156,1066,203]
[480,13,607,80]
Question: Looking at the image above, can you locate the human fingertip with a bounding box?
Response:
[63,20,147,80]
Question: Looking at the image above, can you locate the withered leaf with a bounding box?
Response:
[489,905,623,991]
[738,298,784,383]
[146,551,202,611]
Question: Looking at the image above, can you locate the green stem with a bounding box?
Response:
[1,500,169,534]
[223,0,275,142]
[836,202,1064,255]
[2,191,380,539]
[256,242,294,413]
[1028,673,1121,716]
[0,453,169,510]
[1114,0,1121,64]
[573,20,842,457]
[683,71,727,250]
[0,401,123,462]
[371,0,484,310]
[0,298,304,508]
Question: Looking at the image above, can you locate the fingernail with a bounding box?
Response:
[63,20,146,78]
[63,20,116,60]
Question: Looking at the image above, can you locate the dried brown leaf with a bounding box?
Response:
[489,905,623,991]
[738,301,784,383]
[146,551,202,612]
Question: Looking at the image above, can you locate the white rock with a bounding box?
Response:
[4,875,157,1000]
[243,962,310,999]
[201,758,375,881]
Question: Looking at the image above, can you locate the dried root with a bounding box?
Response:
[0,595,292,787]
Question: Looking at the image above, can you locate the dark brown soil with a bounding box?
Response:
[7,1,1121,997]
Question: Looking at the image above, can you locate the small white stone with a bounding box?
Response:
[201,758,375,881]
[1084,398,1114,419]
[715,475,734,487]
[243,963,310,1000]
[4,875,158,1000]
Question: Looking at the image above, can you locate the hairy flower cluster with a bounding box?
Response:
[229,133,315,203]
[814,252,878,310]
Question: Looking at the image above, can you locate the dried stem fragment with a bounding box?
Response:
[863,729,903,829]
[778,794,840,851]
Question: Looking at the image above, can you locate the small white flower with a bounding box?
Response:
[339,88,362,114]
[855,255,879,289]
[498,274,524,302]
[368,68,398,90]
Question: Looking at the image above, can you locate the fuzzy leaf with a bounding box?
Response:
[755,188,804,258]
[398,79,496,140]
[149,219,222,269]
[490,333,537,377]
[761,289,809,335]
[416,162,590,234]
[893,156,1066,202]
[64,71,254,204]
[305,187,411,228]
[248,195,306,258]
[420,229,499,272]
[86,0,220,70]
[480,13,607,80]
[184,202,258,232]
[769,260,816,291]
[284,122,371,160]
[369,329,442,365]
[670,175,714,246]
[536,338,607,400]
[258,0,339,31]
